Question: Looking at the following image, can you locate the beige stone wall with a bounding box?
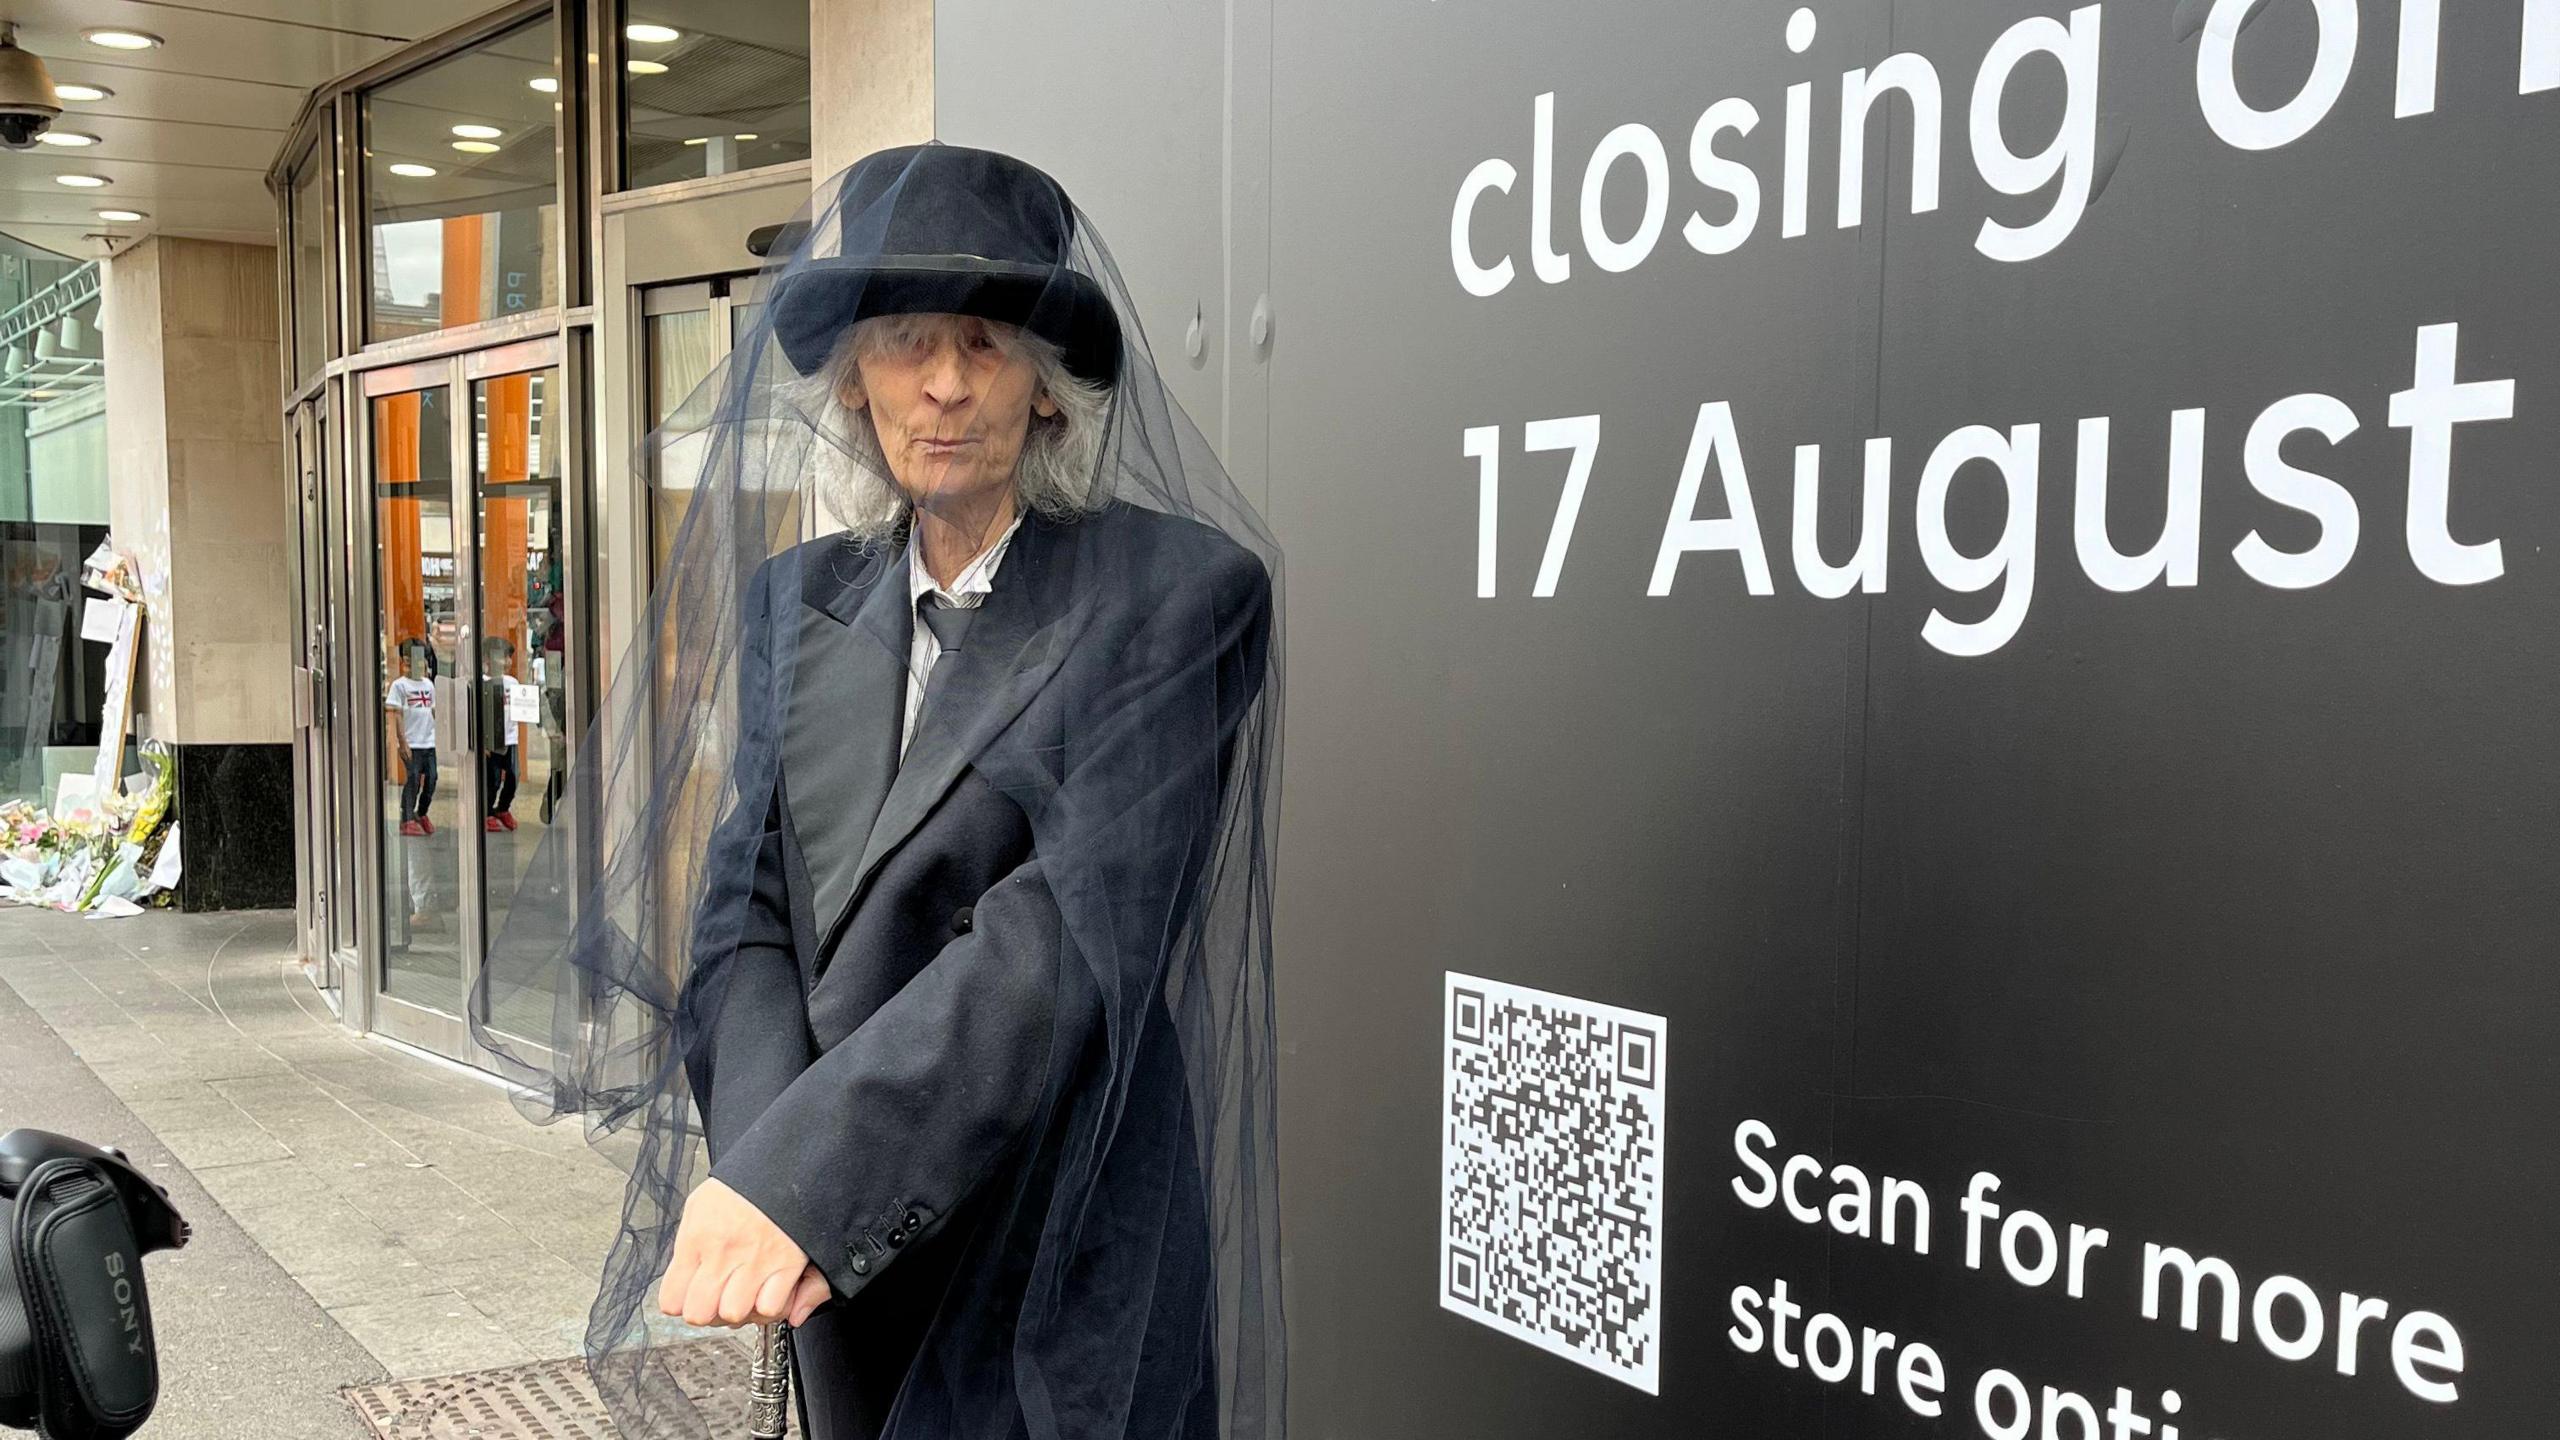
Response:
[812,0,936,181]
[98,237,290,747]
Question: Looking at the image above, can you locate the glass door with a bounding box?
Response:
[636,280,763,964]
[641,280,733,578]
[470,357,568,1046]
[361,340,573,1063]
[368,372,472,1056]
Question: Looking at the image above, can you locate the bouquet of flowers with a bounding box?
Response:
[0,741,180,914]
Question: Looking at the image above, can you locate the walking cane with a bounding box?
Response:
[747,1321,793,1437]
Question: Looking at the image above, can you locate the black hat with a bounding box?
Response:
[769,143,1122,385]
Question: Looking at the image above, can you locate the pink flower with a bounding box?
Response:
[15,823,41,845]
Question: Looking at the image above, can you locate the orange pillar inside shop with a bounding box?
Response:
[376,393,426,662]
[440,213,484,331]
[481,370,532,751]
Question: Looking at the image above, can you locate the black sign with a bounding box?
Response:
[1254,2,2560,1436]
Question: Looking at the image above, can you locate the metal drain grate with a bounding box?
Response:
[340,1339,799,1438]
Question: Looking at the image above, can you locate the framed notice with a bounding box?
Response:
[87,602,139,799]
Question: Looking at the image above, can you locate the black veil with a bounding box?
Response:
[468,142,1286,1440]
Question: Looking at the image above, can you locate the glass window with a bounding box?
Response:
[363,19,561,344]
[620,4,812,190]
[289,142,329,381]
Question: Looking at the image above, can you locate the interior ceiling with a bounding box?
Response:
[0,0,501,257]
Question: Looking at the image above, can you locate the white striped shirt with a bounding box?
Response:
[902,514,1023,759]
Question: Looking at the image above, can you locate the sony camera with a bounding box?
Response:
[1,1129,191,1440]
[0,28,62,153]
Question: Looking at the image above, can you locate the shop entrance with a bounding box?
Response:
[362,337,573,1065]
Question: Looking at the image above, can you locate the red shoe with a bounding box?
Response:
[485,816,504,832]
[399,820,425,837]
[496,812,517,831]
[419,815,435,835]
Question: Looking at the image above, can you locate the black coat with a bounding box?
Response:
[681,501,1269,1439]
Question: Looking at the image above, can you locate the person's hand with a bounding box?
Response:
[657,1177,830,1327]
[782,1263,830,1326]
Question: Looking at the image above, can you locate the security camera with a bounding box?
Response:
[0,25,62,153]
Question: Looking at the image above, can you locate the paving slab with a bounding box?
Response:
[0,934,383,1438]
[0,908,650,1380]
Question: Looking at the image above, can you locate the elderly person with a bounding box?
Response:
[658,144,1276,1440]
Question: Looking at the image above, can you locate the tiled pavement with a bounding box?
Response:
[0,905,636,1392]
[0,927,379,1438]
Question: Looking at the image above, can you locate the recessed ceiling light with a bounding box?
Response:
[626,59,668,75]
[529,76,558,94]
[96,209,146,223]
[626,23,681,44]
[388,162,437,178]
[83,29,162,51]
[451,140,499,154]
[37,132,100,148]
[55,83,113,103]
[54,175,111,189]
[681,136,708,146]
[733,133,757,141]
[451,123,503,140]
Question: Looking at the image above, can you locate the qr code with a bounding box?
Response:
[1441,972,1666,1393]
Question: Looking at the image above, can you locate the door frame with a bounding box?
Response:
[288,400,338,1001]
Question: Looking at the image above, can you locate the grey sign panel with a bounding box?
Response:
[936,0,1265,472]
[944,1,2560,1434]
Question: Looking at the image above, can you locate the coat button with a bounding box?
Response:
[887,1229,906,1248]
[848,1251,871,1276]
[950,906,973,935]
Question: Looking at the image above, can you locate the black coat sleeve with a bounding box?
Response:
[707,536,1273,1306]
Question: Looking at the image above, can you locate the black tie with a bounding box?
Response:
[914,595,973,731]
[917,594,973,653]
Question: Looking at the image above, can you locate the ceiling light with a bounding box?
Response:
[55,83,112,103]
[38,132,99,148]
[57,315,85,351]
[626,59,668,75]
[388,162,437,178]
[2,346,21,376]
[451,140,500,154]
[733,133,757,141]
[626,23,681,44]
[27,390,58,401]
[529,76,558,94]
[53,175,110,189]
[95,209,145,223]
[33,329,57,361]
[451,124,503,140]
[681,136,707,146]
[83,29,162,51]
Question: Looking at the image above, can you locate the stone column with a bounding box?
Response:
[98,235,294,909]
[812,0,936,181]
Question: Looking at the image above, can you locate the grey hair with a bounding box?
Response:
[794,314,1113,545]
